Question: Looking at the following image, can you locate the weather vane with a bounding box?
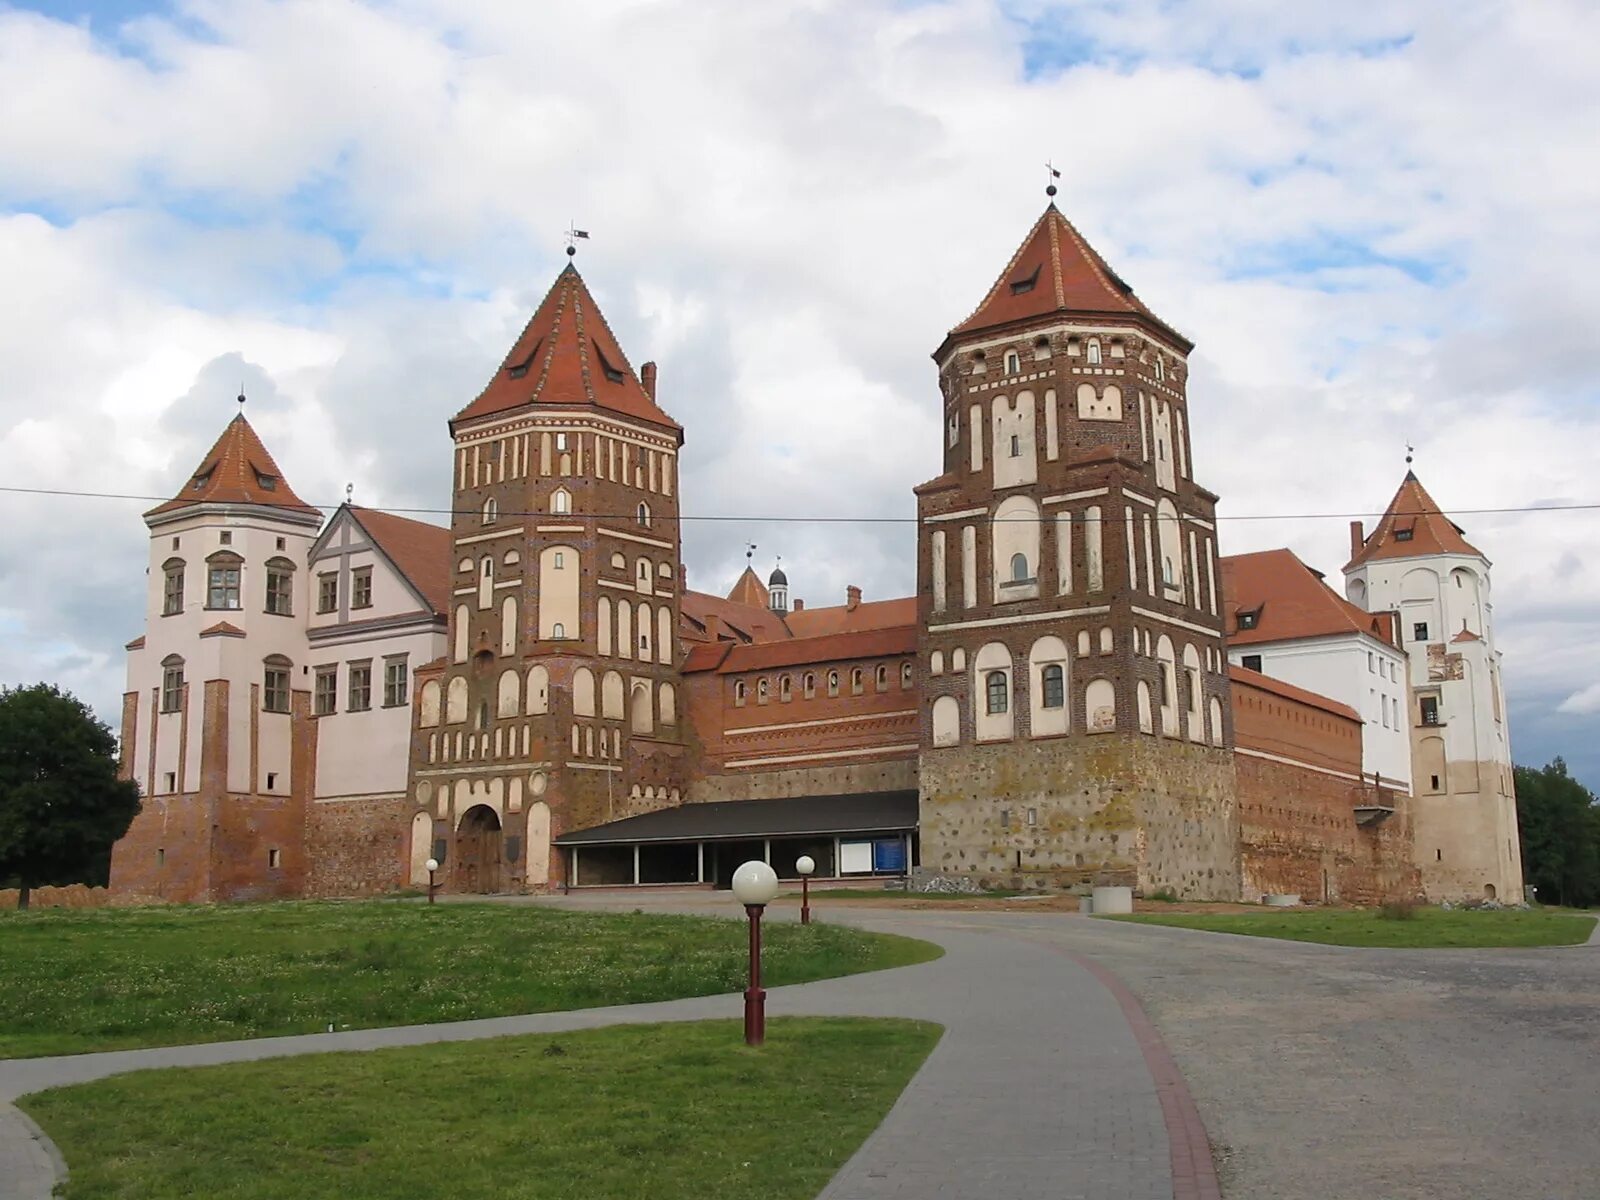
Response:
[1405,442,1414,466]
[746,542,757,562]
[565,223,590,259]
[1045,160,1061,198]
[346,482,354,505]
[237,384,246,410]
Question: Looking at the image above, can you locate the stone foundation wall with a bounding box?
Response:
[305,795,413,897]
[918,733,1239,898]
[691,756,917,804]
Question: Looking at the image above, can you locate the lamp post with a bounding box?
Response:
[425,857,439,906]
[795,854,815,925]
[731,860,780,1046]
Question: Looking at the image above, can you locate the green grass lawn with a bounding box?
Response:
[0,902,940,1058]
[1109,906,1597,948]
[23,1017,941,1200]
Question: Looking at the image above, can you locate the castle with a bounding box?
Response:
[110,202,1523,905]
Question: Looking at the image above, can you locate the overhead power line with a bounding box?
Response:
[0,484,1596,524]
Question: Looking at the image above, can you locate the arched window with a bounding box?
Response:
[1041,664,1065,709]
[734,681,747,707]
[482,497,498,525]
[901,661,913,688]
[827,671,840,697]
[851,667,864,695]
[160,655,184,713]
[1004,349,1020,375]
[637,502,651,528]
[1086,339,1102,365]
[1010,553,1029,582]
[779,675,792,702]
[971,351,987,375]
[1155,357,1165,382]
[264,557,295,616]
[552,622,565,639]
[985,671,1009,715]
[205,551,243,610]
[551,488,571,515]
[947,411,959,447]
[875,664,888,690]
[1033,335,1051,361]
[161,558,185,616]
[757,678,769,704]
[262,655,292,714]
[803,673,816,699]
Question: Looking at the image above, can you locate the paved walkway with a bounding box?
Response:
[0,904,1215,1200]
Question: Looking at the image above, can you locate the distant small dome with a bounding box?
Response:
[768,565,788,586]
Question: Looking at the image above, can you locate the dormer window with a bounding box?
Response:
[1394,526,1414,542]
[1237,609,1260,631]
[1009,264,1041,295]
[191,470,212,492]
[254,470,277,491]
[1004,350,1020,375]
[594,344,625,384]
[506,339,541,379]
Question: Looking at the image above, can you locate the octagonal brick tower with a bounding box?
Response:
[914,203,1240,898]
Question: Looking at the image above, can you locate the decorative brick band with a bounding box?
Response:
[1059,947,1223,1200]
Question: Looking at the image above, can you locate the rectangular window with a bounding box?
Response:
[207,565,241,609]
[161,666,184,712]
[163,567,184,616]
[1041,665,1064,709]
[351,567,373,609]
[266,772,278,790]
[268,848,281,869]
[163,772,176,793]
[1413,621,1429,642]
[347,661,372,712]
[1240,654,1262,672]
[313,666,337,716]
[1237,611,1257,630]
[1419,695,1440,726]
[263,666,290,713]
[318,574,338,614]
[266,567,293,615]
[384,658,409,708]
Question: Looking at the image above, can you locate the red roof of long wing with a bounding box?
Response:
[349,507,453,618]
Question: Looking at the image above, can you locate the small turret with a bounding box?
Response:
[768,560,788,615]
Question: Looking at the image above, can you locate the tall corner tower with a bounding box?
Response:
[915,202,1238,898]
[408,262,688,894]
[111,410,323,902]
[1345,470,1523,902]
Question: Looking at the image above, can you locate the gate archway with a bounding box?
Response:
[455,805,504,894]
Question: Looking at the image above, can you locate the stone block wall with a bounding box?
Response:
[305,795,413,897]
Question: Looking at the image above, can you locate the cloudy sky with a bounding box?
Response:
[2,0,1597,788]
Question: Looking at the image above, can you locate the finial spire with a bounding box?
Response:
[345,482,354,505]
[746,542,757,563]
[1405,442,1414,466]
[237,385,246,411]
[564,223,590,259]
[1045,160,1060,199]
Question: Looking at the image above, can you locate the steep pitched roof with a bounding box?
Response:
[147,414,318,519]
[1346,471,1483,569]
[785,596,918,638]
[454,264,681,436]
[725,566,770,610]
[942,204,1191,354]
[1222,548,1397,648]
[679,589,791,646]
[348,506,453,618]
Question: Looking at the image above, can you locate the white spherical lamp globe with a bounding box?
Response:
[731,860,780,906]
[424,858,439,873]
[795,855,816,877]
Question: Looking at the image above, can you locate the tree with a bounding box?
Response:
[1515,758,1600,909]
[0,683,141,909]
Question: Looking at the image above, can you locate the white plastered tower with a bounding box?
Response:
[1345,471,1522,902]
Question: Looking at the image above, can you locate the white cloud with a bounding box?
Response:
[1558,684,1600,717]
[1,0,1598,784]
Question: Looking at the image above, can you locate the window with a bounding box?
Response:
[876,664,888,690]
[268,848,281,869]
[347,661,372,711]
[351,567,373,610]
[1087,339,1102,365]
[734,681,747,707]
[162,561,184,616]
[637,502,651,528]
[318,573,338,613]
[163,772,176,793]
[554,552,565,569]
[1237,610,1258,631]
[219,531,232,545]
[901,662,913,688]
[803,673,816,699]
[1004,350,1020,374]
[1154,357,1165,382]
[1010,553,1029,583]
[552,622,566,639]
[263,660,291,713]
[1420,695,1440,726]
[1241,654,1262,672]
[1010,434,1020,457]
[851,667,864,695]
[827,671,840,697]
[276,537,286,551]
[779,675,792,702]
[985,671,1009,715]
[947,412,959,448]
[384,658,409,707]
[1041,664,1064,709]
[551,489,571,515]
[161,659,184,712]
[207,558,241,610]
[266,772,278,791]
[483,497,498,525]
[555,432,568,452]
[1413,621,1429,642]
[314,666,337,716]
[757,678,769,704]
[265,560,294,616]
[1394,527,1414,542]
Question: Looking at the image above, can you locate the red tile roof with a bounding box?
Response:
[147,414,319,518]
[943,204,1191,353]
[348,506,453,618]
[1347,471,1483,569]
[454,264,681,435]
[680,588,792,645]
[785,596,918,638]
[1221,548,1397,648]
[725,566,769,610]
[1229,664,1361,723]
[1451,627,1482,643]
[125,636,145,651]
[685,625,918,675]
[199,621,246,638]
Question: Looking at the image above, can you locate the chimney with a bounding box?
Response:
[704,613,721,642]
[1349,520,1364,561]
[641,361,657,400]
[846,585,861,611]
[793,599,804,612]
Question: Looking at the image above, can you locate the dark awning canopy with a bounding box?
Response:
[553,791,918,847]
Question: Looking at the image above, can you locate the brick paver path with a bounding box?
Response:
[0,904,1210,1200]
